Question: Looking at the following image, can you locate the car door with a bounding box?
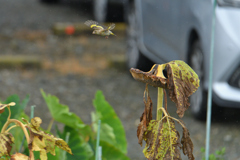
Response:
[140,0,181,62]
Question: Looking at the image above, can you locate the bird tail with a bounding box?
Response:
[111,33,117,36]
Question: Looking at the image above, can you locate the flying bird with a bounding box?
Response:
[84,20,116,39]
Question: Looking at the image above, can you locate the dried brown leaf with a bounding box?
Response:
[10,153,29,160]
[137,85,153,146]
[130,61,199,118]
[181,127,194,160]
[165,61,199,118]
[0,133,14,157]
[143,118,181,160]
[0,102,16,114]
[24,117,73,159]
[130,64,167,88]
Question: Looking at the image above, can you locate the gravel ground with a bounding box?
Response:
[1,0,240,159]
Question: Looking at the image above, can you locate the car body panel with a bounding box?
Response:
[134,0,240,107]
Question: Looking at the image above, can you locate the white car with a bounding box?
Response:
[125,0,240,120]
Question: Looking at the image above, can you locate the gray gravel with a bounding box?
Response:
[1,0,240,159]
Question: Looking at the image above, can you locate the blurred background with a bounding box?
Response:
[0,0,240,159]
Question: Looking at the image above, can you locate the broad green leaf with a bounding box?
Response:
[0,95,29,128]
[96,141,130,160]
[33,151,61,160]
[93,91,127,154]
[91,112,116,146]
[47,147,60,160]
[62,126,94,160]
[41,89,85,129]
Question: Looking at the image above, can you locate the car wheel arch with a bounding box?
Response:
[187,29,200,63]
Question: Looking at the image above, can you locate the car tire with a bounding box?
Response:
[189,41,207,120]
[40,0,59,3]
[125,1,153,71]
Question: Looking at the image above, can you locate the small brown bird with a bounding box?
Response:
[84,20,116,38]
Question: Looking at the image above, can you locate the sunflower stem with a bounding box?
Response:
[157,87,164,120]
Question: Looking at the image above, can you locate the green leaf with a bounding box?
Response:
[62,126,94,160]
[98,141,130,160]
[41,89,85,129]
[47,147,60,160]
[91,112,116,146]
[209,154,216,160]
[0,95,29,128]
[201,147,205,153]
[93,91,127,154]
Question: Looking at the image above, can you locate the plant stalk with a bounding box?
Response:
[5,125,17,133]
[157,87,164,120]
[20,105,36,153]
[62,132,70,160]
[95,120,101,160]
[47,118,55,132]
[1,107,12,133]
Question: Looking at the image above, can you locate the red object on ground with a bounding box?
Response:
[65,26,75,35]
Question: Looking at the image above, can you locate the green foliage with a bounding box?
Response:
[61,126,93,160]
[97,140,130,160]
[41,89,85,129]
[92,90,127,154]
[0,90,128,159]
[201,147,226,160]
[42,90,129,160]
[0,95,29,154]
[0,95,29,128]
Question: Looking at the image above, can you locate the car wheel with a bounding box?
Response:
[93,0,108,22]
[40,0,59,3]
[125,1,153,71]
[189,41,207,120]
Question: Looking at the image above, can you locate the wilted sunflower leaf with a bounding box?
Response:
[55,138,73,155]
[0,132,14,157]
[143,118,181,160]
[130,61,199,118]
[165,60,199,118]
[130,64,167,88]
[10,153,29,160]
[181,127,194,160]
[25,117,72,160]
[137,85,153,146]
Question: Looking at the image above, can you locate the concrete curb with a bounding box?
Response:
[0,55,41,68]
[52,22,126,35]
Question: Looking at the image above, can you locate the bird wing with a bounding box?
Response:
[107,23,115,30]
[84,20,104,30]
